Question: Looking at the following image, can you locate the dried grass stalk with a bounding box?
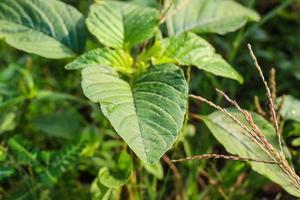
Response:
[254,96,266,116]
[172,154,279,164]
[189,93,300,191]
[269,68,277,102]
[248,44,283,154]
[173,45,300,192]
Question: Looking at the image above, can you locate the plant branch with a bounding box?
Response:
[172,154,279,164]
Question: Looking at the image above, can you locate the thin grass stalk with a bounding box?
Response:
[172,154,279,164]
[247,44,283,154]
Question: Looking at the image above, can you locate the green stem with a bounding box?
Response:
[183,140,192,157]
[228,28,245,63]
[184,65,191,128]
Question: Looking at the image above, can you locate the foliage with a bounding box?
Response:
[0,0,299,199]
[202,109,299,196]
[166,0,260,35]
[0,0,86,58]
[81,64,187,163]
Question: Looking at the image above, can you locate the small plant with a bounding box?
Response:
[0,0,300,199]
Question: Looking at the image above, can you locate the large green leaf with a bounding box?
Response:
[0,0,86,59]
[278,95,300,122]
[166,0,260,35]
[86,1,159,49]
[143,32,243,83]
[81,64,187,163]
[202,109,300,197]
[65,48,133,74]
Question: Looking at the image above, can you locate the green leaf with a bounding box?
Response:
[0,166,15,181]
[143,162,164,179]
[166,0,260,35]
[178,124,196,142]
[98,151,132,189]
[0,145,6,162]
[146,32,243,83]
[8,137,40,166]
[65,48,133,74]
[288,123,300,137]
[0,0,86,59]
[90,179,117,200]
[131,0,159,8]
[81,64,187,163]
[291,137,300,147]
[202,108,300,197]
[39,140,86,186]
[86,1,159,49]
[0,111,17,134]
[278,95,300,122]
[80,126,101,157]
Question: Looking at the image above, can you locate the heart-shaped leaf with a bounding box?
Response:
[166,0,260,35]
[202,109,300,197]
[0,0,86,59]
[86,1,159,49]
[81,64,187,163]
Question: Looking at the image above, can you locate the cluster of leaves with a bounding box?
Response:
[0,0,258,164]
[1,135,86,198]
[0,0,300,199]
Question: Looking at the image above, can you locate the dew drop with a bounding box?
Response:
[145,149,150,152]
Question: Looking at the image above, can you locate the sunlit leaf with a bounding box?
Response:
[0,112,17,134]
[65,48,133,74]
[81,64,187,163]
[166,0,260,35]
[144,32,243,83]
[0,0,86,59]
[86,1,159,49]
[292,137,300,147]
